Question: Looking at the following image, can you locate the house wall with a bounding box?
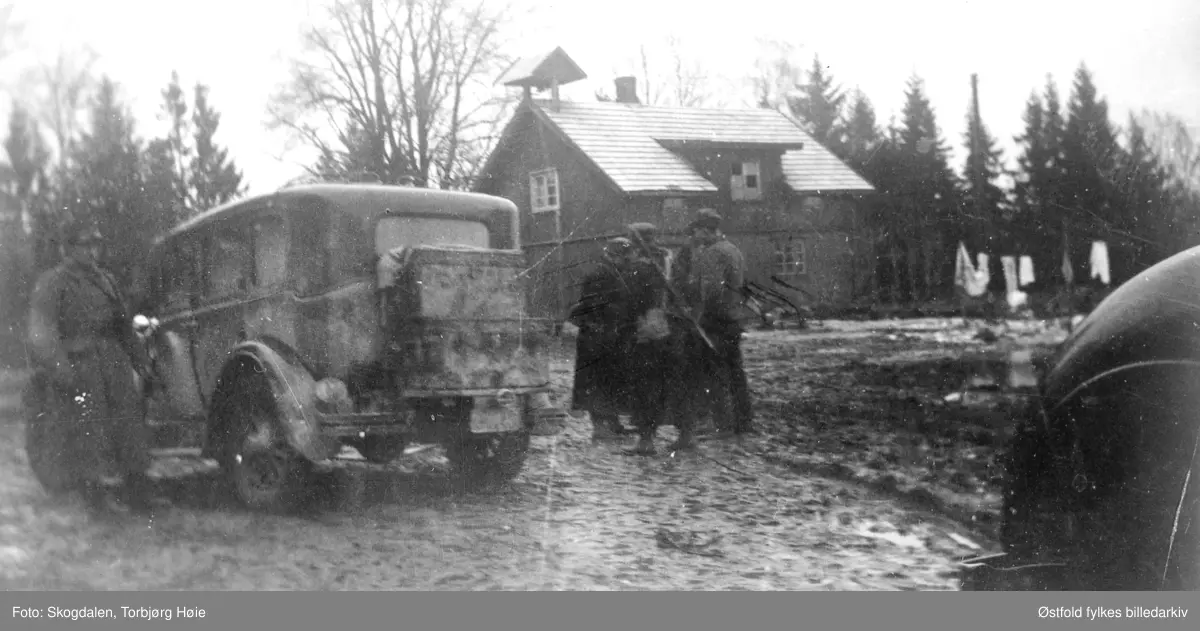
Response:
[475,106,628,318]
[476,105,873,318]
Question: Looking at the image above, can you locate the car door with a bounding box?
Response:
[144,235,207,429]
[192,220,258,402]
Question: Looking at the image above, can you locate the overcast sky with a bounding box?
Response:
[2,0,1198,196]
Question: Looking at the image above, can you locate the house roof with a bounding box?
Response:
[529,99,874,194]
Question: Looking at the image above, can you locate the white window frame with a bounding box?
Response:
[730,160,762,201]
[774,237,807,276]
[529,168,561,213]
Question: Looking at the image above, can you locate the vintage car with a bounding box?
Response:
[28,184,557,512]
[960,245,1200,590]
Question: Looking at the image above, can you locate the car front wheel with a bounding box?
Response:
[220,401,312,514]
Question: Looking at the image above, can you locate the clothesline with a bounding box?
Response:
[953,240,1111,299]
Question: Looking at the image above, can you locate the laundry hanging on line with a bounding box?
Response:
[1002,256,1028,312]
[1090,240,1110,285]
[953,242,990,297]
[1001,256,1019,296]
[1062,247,1075,285]
[1019,256,1035,287]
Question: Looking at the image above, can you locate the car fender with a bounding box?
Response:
[206,341,340,463]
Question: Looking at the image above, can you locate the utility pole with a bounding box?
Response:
[970,73,987,250]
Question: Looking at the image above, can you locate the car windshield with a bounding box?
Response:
[374,216,490,253]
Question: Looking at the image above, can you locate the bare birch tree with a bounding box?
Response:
[619,36,711,107]
[18,46,99,171]
[268,0,514,189]
[747,38,803,110]
[1135,109,1200,194]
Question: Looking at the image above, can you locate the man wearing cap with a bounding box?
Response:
[26,223,162,517]
[688,208,756,436]
[568,237,637,439]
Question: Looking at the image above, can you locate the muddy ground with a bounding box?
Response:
[0,318,1067,590]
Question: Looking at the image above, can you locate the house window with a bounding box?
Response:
[731,160,762,201]
[530,168,560,213]
[774,238,807,276]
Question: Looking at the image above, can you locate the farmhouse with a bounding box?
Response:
[473,47,876,319]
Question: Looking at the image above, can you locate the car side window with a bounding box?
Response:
[206,226,255,298]
[162,238,200,312]
[328,212,374,282]
[254,215,289,289]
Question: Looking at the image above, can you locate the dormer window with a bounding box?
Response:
[530,168,560,213]
[731,160,762,201]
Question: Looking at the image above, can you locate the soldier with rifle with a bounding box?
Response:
[568,237,637,439]
[687,209,757,437]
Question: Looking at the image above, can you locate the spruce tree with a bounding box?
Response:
[961,77,1008,255]
[190,83,245,210]
[896,74,959,300]
[1061,64,1121,252]
[67,76,151,282]
[790,55,847,153]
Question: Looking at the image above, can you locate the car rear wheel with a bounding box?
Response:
[446,430,530,489]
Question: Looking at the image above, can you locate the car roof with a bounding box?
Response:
[1042,244,1200,408]
[158,184,517,244]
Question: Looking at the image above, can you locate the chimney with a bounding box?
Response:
[614,76,639,104]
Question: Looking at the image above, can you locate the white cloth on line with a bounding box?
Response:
[964,250,990,297]
[1001,256,1018,296]
[954,242,972,289]
[1090,240,1110,284]
[1019,255,1035,287]
[1007,290,1028,312]
[1062,247,1074,284]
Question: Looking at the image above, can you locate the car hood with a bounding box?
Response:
[1042,245,1200,410]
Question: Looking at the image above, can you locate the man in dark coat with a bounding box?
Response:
[26,223,161,516]
[623,223,696,455]
[688,208,756,436]
[568,237,636,439]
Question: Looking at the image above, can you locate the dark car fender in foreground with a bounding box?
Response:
[961,246,1200,590]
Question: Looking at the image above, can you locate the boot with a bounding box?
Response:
[623,431,657,456]
[591,412,628,440]
[591,422,624,440]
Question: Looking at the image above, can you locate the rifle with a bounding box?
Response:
[626,231,717,352]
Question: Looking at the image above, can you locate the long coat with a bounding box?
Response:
[26,258,152,486]
[567,261,633,415]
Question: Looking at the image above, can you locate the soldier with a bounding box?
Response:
[622,223,695,455]
[568,237,636,439]
[671,224,722,438]
[688,208,757,437]
[26,223,162,517]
